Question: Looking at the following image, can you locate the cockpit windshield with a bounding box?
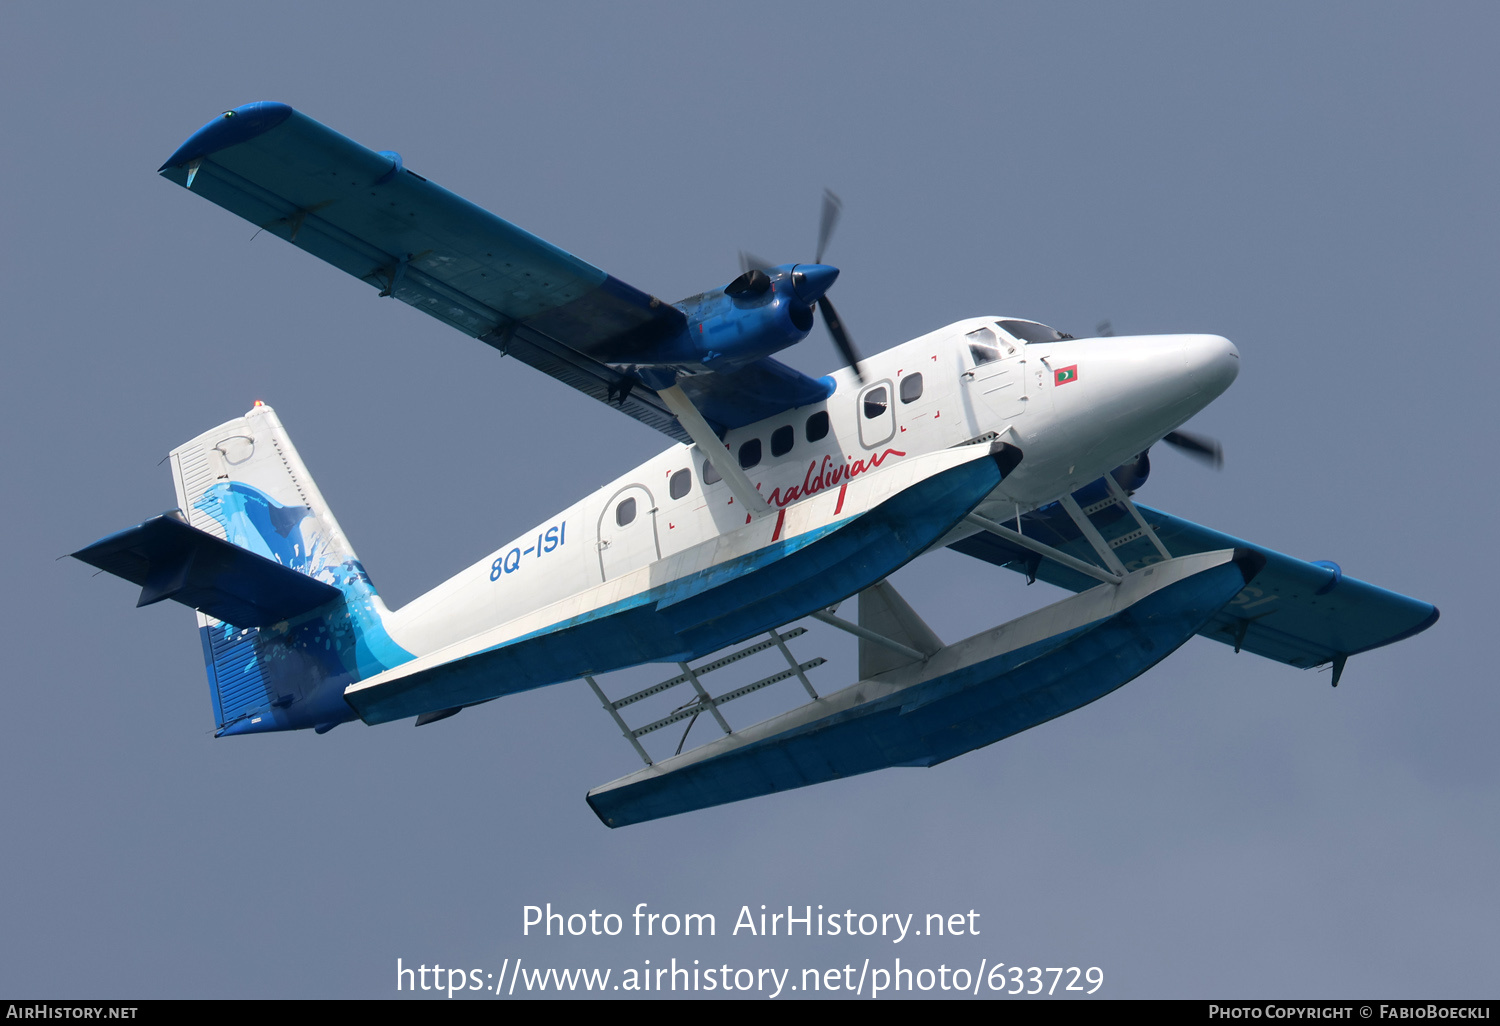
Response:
[999,319,1071,343]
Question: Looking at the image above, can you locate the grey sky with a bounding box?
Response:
[1,1,1494,998]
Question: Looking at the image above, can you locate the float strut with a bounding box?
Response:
[585,675,653,766]
[1103,474,1172,561]
[811,610,927,663]
[964,513,1123,586]
[1058,494,1129,576]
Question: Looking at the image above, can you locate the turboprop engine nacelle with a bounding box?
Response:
[616,264,837,380]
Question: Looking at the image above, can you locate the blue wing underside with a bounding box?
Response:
[159,102,826,439]
[949,499,1438,674]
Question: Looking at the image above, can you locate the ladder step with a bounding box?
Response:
[611,627,808,710]
[631,659,825,739]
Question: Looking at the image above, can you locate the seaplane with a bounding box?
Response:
[73,102,1439,827]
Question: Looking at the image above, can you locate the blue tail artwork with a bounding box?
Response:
[194,480,410,736]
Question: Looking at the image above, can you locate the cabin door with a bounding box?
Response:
[596,485,661,582]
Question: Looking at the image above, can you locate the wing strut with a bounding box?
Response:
[657,385,772,517]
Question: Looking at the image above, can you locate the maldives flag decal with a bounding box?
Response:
[1055,364,1079,385]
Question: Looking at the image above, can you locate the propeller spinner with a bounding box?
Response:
[734,190,867,382]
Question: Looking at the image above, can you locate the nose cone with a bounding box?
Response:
[1182,334,1239,399]
[1030,334,1238,497]
[791,264,839,305]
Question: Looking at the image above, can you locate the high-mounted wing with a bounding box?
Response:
[158,102,828,439]
[950,499,1438,680]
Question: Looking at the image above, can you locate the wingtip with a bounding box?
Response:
[159,101,295,172]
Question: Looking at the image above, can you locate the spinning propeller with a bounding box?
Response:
[1162,430,1224,470]
[735,190,867,382]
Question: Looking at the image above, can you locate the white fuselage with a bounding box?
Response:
[381,318,1239,658]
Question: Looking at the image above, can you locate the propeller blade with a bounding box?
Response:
[738,250,777,275]
[1162,430,1224,469]
[1096,319,1114,337]
[724,268,772,298]
[818,294,864,383]
[815,189,842,264]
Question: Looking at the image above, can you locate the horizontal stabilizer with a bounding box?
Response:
[73,513,341,629]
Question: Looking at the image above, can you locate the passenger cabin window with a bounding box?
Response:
[806,410,830,442]
[771,425,794,457]
[702,459,721,485]
[615,497,636,526]
[858,382,896,448]
[739,438,762,469]
[900,373,923,404]
[669,468,691,500]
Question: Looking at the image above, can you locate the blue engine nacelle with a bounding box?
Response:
[625,264,838,381]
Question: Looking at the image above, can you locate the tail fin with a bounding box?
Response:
[171,401,357,575]
[169,403,410,735]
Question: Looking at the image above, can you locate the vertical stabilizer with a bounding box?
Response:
[170,402,357,569]
[170,403,410,735]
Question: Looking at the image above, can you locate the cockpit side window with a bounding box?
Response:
[966,327,1001,366]
[999,319,1069,343]
[966,326,1009,365]
[968,343,1001,365]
